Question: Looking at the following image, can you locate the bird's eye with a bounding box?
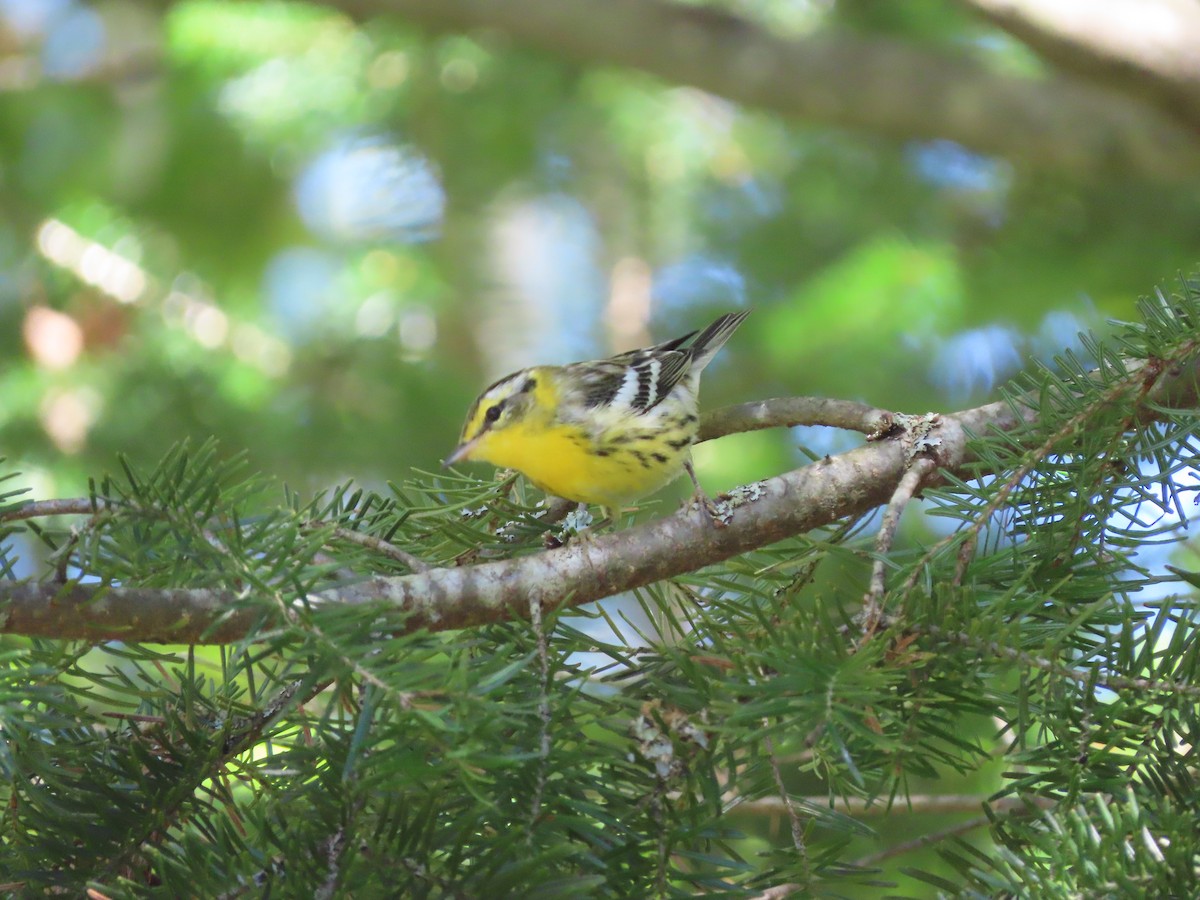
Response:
[484,404,502,423]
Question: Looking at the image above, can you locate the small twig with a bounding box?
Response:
[860,458,935,641]
[763,733,808,865]
[221,677,320,755]
[51,528,81,583]
[323,524,432,573]
[952,532,978,586]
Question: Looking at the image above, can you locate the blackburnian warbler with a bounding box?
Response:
[444,311,749,519]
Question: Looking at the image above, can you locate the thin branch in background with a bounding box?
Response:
[853,815,991,868]
[955,0,1200,130]
[220,677,323,756]
[737,794,1053,818]
[859,457,935,642]
[0,47,162,93]
[356,0,1200,181]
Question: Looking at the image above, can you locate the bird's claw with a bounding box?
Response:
[694,492,731,527]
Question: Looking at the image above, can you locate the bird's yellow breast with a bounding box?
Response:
[475,417,689,509]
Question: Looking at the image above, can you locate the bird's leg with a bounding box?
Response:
[591,503,614,531]
[684,459,726,526]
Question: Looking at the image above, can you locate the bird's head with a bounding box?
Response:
[444,368,542,467]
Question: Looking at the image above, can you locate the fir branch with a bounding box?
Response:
[97,674,329,885]
[901,338,1200,600]
[924,624,1200,701]
[2,348,1198,643]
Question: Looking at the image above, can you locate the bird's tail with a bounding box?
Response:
[688,310,751,372]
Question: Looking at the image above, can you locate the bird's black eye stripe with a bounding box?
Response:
[520,377,537,393]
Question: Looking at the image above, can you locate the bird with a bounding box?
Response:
[444,310,749,523]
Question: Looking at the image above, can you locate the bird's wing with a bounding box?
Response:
[567,345,690,414]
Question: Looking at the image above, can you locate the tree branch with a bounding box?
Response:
[698,397,895,442]
[2,347,1198,644]
[329,0,1200,181]
[958,0,1200,129]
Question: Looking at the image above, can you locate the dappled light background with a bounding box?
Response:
[4,0,1195,508]
[8,1,1193,575]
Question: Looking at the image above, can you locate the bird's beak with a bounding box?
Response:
[442,438,478,468]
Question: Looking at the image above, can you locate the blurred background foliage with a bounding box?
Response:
[4,0,1197,504]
